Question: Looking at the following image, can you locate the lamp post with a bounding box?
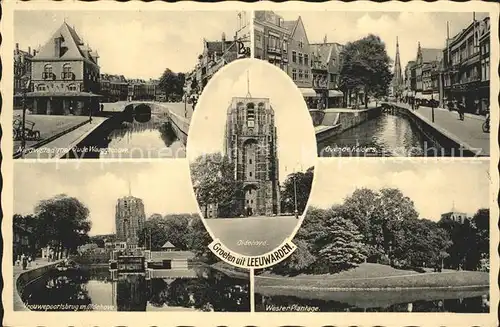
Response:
[89,91,93,123]
[431,91,435,123]
[293,172,298,219]
[21,76,31,159]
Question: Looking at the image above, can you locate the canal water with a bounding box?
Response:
[255,288,490,313]
[22,265,250,312]
[317,113,430,157]
[66,110,185,159]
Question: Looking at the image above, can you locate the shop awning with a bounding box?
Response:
[298,88,317,97]
[328,90,343,97]
[26,91,103,98]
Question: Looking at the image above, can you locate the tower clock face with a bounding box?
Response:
[247,120,255,127]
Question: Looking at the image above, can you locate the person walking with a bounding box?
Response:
[21,254,28,270]
[457,100,465,121]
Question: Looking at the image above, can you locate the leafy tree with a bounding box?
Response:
[34,194,91,259]
[280,167,314,215]
[138,214,195,250]
[190,153,243,218]
[316,212,367,273]
[158,68,185,99]
[270,239,316,276]
[339,34,393,108]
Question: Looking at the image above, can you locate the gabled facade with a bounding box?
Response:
[29,22,101,115]
[285,16,313,91]
[13,43,34,107]
[254,11,290,71]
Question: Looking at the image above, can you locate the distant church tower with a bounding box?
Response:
[392,36,403,97]
[223,73,280,216]
[115,179,146,248]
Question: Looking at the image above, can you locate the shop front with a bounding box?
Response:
[28,91,102,116]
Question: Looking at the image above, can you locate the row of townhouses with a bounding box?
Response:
[254,11,346,110]
[184,11,250,102]
[399,16,490,115]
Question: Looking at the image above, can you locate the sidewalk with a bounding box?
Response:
[21,117,107,159]
[13,258,63,311]
[391,102,490,156]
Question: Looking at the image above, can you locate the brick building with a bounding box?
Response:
[442,16,490,114]
[28,22,101,115]
[254,11,290,70]
[115,196,146,249]
[223,97,281,217]
[410,43,442,104]
[13,43,34,108]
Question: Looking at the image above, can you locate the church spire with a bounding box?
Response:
[392,36,403,90]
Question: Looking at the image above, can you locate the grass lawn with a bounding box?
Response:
[205,216,299,256]
[256,263,489,290]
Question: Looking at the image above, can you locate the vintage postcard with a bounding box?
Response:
[1,1,498,327]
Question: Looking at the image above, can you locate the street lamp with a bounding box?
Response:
[89,91,93,123]
[293,173,298,219]
[431,91,435,123]
[21,76,31,159]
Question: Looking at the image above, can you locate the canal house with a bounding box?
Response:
[28,21,101,115]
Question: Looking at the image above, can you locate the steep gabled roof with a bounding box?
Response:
[33,22,98,65]
[161,241,176,249]
[282,19,297,34]
[205,40,234,55]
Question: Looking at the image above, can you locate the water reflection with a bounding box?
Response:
[255,288,490,313]
[318,114,427,157]
[22,266,250,312]
[99,112,185,158]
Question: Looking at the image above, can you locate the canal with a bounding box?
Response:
[21,265,249,312]
[318,113,430,157]
[65,106,186,159]
[256,287,490,313]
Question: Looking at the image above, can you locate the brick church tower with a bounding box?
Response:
[223,93,281,216]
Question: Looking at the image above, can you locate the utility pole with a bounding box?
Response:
[431,92,435,123]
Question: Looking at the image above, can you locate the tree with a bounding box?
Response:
[138,214,195,250]
[158,68,185,99]
[34,194,91,259]
[316,212,367,273]
[280,167,314,215]
[190,153,243,218]
[271,239,316,276]
[339,34,393,108]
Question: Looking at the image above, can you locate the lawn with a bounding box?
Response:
[256,263,489,290]
[204,216,299,256]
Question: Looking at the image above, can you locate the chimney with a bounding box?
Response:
[15,43,19,54]
[33,49,37,56]
[28,46,31,56]
[54,37,61,57]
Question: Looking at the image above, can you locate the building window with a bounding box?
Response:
[249,158,252,164]
[292,51,297,63]
[304,54,309,66]
[330,73,334,82]
[292,69,297,80]
[62,63,73,80]
[37,84,47,91]
[298,53,303,65]
[249,172,252,177]
[43,64,53,79]
[298,39,304,49]
[283,40,288,53]
[68,84,78,91]
[298,69,303,79]
[304,70,309,79]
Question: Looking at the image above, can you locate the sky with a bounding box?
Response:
[308,159,491,221]
[14,161,198,236]
[186,59,318,183]
[14,10,242,79]
[277,11,489,74]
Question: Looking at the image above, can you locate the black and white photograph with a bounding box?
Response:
[13,10,250,159]
[254,11,491,157]
[187,59,317,257]
[255,159,490,313]
[13,161,250,312]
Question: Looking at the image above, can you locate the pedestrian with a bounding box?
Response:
[28,255,32,267]
[457,101,465,121]
[22,254,28,270]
